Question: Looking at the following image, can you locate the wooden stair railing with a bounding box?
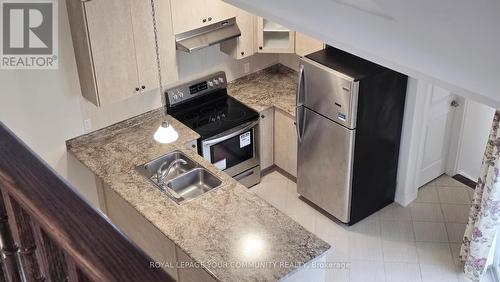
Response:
[0,122,174,282]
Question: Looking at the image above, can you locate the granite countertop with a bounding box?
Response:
[228,64,297,117]
[67,108,329,281]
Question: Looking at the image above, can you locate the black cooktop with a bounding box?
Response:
[167,90,259,139]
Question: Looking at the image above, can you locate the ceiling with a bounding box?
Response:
[226,0,500,108]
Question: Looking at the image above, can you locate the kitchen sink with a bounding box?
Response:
[136,151,222,204]
[136,151,197,184]
[166,168,222,203]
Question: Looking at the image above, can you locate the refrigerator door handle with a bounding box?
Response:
[296,106,305,143]
[296,64,305,107]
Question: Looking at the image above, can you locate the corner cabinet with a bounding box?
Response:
[274,109,297,177]
[66,0,178,106]
[170,0,235,34]
[220,5,255,59]
[255,17,324,56]
[256,17,295,54]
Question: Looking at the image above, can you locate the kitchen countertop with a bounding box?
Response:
[66,107,329,281]
[228,64,297,117]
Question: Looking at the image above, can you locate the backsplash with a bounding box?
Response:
[79,45,279,132]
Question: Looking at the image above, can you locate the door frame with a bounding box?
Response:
[395,79,465,206]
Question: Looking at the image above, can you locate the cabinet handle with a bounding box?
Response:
[241,51,245,56]
[208,17,212,21]
[191,144,196,148]
[202,19,207,23]
[261,115,265,119]
[135,87,140,92]
[259,46,263,50]
[141,85,146,89]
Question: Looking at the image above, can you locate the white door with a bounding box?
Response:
[416,85,458,187]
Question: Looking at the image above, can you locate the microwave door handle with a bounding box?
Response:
[202,120,259,146]
[296,106,304,143]
[296,64,305,107]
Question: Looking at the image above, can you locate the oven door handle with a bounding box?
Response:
[202,120,259,146]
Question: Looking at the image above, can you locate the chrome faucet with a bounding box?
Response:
[157,159,187,184]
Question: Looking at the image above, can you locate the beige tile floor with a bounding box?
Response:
[251,172,487,282]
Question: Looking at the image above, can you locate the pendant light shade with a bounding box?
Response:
[154,122,179,144]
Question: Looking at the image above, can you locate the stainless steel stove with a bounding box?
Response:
[165,72,261,187]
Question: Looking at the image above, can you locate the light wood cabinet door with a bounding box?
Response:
[156,0,179,87]
[295,32,324,57]
[256,17,295,54]
[208,0,235,23]
[219,5,255,59]
[171,0,236,35]
[184,139,198,152]
[274,109,297,177]
[170,0,209,34]
[84,0,140,105]
[176,246,216,282]
[68,0,179,106]
[130,0,160,92]
[104,186,178,280]
[259,107,274,170]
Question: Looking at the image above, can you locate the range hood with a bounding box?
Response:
[175,17,241,53]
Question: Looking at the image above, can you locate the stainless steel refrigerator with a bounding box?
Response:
[296,46,408,225]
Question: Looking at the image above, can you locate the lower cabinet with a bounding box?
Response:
[176,246,217,282]
[103,185,178,280]
[274,109,298,177]
[184,139,198,152]
[259,107,274,170]
[98,179,213,281]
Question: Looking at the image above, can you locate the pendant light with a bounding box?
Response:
[150,0,178,144]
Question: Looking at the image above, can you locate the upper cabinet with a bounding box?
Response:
[220,4,255,59]
[67,0,324,107]
[295,32,324,57]
[170,0,235,34]
[156,0,179,86]
[256,17,295,54]
[255,17,324,56]
[66,0,177,106]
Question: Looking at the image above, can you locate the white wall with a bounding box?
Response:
[456,100,495,181]
[0,1,84,180]
[0,1,278,206]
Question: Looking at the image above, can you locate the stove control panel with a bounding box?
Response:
[165,72,227,106]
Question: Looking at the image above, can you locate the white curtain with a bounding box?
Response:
[460,111,500,281]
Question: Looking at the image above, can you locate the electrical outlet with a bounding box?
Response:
[244,62,250,74]
[83,119,92,131]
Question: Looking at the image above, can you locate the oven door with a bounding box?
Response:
[201,120,260,177]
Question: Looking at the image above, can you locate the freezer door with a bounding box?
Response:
[297,107,355,223]
[300,57,358,129]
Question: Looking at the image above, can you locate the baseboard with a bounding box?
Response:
[395,190,417,207]
[261,165,297,183]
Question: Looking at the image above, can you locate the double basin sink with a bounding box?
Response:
[136,151,222,204]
